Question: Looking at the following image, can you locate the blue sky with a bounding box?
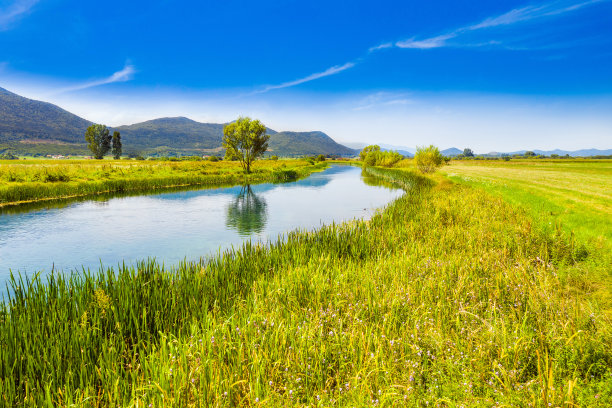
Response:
[1,0,611,151]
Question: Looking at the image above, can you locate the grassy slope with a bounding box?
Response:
[1,167,610,407]
[0,159,325,206]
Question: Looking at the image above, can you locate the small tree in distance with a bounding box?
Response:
[463,148,474,157]
[112,131,122,159]
[414,145,445,174]
[223,117,270,173]
[85,124,111,159]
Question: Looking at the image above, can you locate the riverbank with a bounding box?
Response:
[0,159,327,207]
[0,167,610,406]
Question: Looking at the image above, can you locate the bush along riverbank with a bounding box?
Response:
[0,159,326,207]
[0,168,610,406]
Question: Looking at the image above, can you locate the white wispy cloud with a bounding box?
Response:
[54,64,136,94]
[396,34,456,49]
[0,0,39,30]
[353,92,415,111]
[249,0,606,95]
[394,0,607,49]
[254,62,355,94]
[368,42,393,52]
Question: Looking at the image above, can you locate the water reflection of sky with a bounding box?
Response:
[0,165,403,286]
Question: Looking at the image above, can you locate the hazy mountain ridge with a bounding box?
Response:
[0,87,355,157]
[0,87,608,157]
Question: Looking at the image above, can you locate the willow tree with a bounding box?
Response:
[222,117,270,173]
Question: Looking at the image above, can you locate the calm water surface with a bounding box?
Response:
[0,165,402,288]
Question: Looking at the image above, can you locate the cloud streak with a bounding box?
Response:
[55,64,136,94]
[254,62,355,94]
[251,0,607,94]
[0,0,39,30]
[394,0,607,49]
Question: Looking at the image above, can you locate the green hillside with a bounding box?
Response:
[0,87,91,154]
[268,131,356,156]
[115,117,226,151]
[0,87,356,157]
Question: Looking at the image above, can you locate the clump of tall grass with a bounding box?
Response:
[0,168,609,406]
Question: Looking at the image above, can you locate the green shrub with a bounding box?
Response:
[414,145,444,173]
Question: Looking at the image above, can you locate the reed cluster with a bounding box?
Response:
[0,168,609,406]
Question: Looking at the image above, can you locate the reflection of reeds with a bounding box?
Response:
[0,160,327,207]
[0,167,608,406]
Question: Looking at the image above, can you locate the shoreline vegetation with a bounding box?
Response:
[0,159,328,208]
[1,162,610,406]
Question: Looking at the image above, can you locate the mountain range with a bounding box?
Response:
[347,142,611,158]
[1,86,609,158]
[0,87,356,157]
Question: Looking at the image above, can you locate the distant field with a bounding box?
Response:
[443,159,612,246]
[0,158,325,206]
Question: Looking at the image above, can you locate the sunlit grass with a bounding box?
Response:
[1,167,609,406]
[442,159,612,244]
[0,159,325,206]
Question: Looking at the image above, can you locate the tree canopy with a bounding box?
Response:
[222,117,270,173]
[111,131,122,159]
[85,124,111,159]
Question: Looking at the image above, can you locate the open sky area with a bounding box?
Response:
[1,0,611,152]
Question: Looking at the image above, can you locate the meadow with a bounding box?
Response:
[0,162,610,407]
[442,159,612,245]
[0,159,325,207]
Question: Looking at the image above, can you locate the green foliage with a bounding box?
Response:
[360,145,403,167]
[111,131,122,159]
[414,145,445,173]
[0,152,18,160]
[524,151,536,157]
[359,144,380,161]
[84,124,111,159]
[0,168,608,406]
[463,148,474,157]
[268,155,279,161]
[223,117,270,174]
[316,154,326,162]
[208,155,219,162]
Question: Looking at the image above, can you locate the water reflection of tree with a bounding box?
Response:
[360,169,396,189]
[226,185,268,236]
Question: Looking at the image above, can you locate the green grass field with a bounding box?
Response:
[0,159,325,207]
[443,159,612,245]
[1,162,610,407]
